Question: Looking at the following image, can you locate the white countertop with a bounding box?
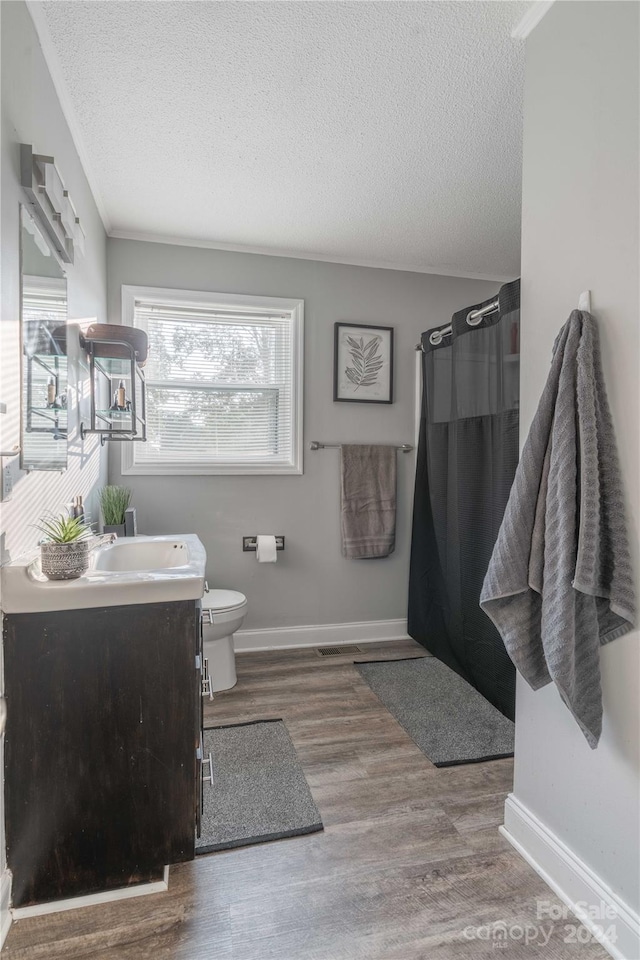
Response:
[1,534,207,614]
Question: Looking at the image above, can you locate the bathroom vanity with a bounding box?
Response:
[1,535,206,910]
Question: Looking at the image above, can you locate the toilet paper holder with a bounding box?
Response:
[242,536,285,552]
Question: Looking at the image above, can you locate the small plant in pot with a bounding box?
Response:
[36,514,94,581]
[99,485,132,537]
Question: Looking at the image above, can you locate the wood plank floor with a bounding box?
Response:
[4,640,609,960]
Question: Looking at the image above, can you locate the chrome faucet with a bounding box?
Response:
[92,533,117,548]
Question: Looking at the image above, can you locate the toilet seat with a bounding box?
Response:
[202,588,247,615]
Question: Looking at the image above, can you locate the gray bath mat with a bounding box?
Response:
[196,719,323,854]
[355,658,514,766]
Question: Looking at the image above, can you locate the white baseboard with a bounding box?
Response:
[234,618,410,653]
[11,865,169,920]
[501,795,639,960]
[0,869,12,948]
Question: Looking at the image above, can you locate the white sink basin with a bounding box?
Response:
[1,535,206,614]
[93,538,190,572]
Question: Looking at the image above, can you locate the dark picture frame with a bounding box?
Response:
[333,322,394,404]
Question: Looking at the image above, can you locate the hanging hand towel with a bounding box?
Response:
[340,445,397,559]
[480,312,635,748]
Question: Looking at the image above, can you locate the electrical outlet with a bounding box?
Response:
[2,461,14,501]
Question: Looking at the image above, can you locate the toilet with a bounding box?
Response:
[201,587,248,692]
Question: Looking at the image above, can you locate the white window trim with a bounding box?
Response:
[120,284,304,476]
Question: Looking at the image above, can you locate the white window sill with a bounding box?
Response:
[121,461,303,477]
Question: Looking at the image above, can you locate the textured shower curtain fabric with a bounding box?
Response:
[408,279,520,720]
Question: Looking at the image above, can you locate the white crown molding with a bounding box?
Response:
[234,618,410,653]
[501,795,639,960]
[26,0,112,234]
[511,1,555,40]
[108,230,513,283]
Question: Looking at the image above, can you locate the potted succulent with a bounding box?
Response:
[36,514,94,580]
[99,485,132,537]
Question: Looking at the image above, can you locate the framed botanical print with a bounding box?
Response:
[333,322,394,403]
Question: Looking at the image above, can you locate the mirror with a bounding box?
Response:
[20,205,68,470]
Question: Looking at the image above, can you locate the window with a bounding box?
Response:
[121,286,303,475]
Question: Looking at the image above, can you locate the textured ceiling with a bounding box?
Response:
[33,1,528,278]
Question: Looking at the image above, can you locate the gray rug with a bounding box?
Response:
[355,657,514,766]
[196,719,323,854]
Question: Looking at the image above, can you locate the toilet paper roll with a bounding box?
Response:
[256,535,278,563]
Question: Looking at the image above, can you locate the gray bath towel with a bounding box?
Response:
[340,444,396,558]
[480,312,635,748]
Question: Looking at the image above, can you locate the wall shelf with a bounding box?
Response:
[95,409,137,423]
[24,348,68,441]
[79,325,148,446]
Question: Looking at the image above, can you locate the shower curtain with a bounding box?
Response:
[408,279,520,719]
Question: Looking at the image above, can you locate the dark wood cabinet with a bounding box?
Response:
[3,599,202,908]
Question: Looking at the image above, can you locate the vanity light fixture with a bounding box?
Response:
[20,144,85,264]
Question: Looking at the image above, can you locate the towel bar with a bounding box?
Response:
[309,441,413,452]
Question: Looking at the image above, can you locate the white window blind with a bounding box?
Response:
[123,288,303,475]
[22,277,67,350]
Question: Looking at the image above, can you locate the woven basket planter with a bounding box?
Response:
[40,540,90,580]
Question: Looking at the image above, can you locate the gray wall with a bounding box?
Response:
[515,0,639,926]
[107,238,499,630]
[0,2,108,567]
[0,0,108,923]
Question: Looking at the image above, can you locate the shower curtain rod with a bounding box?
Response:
[415,297,500,351]
[309,441,413,452]
[415,288,591,351]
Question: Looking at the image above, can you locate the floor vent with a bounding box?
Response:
[316,645,361,657]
